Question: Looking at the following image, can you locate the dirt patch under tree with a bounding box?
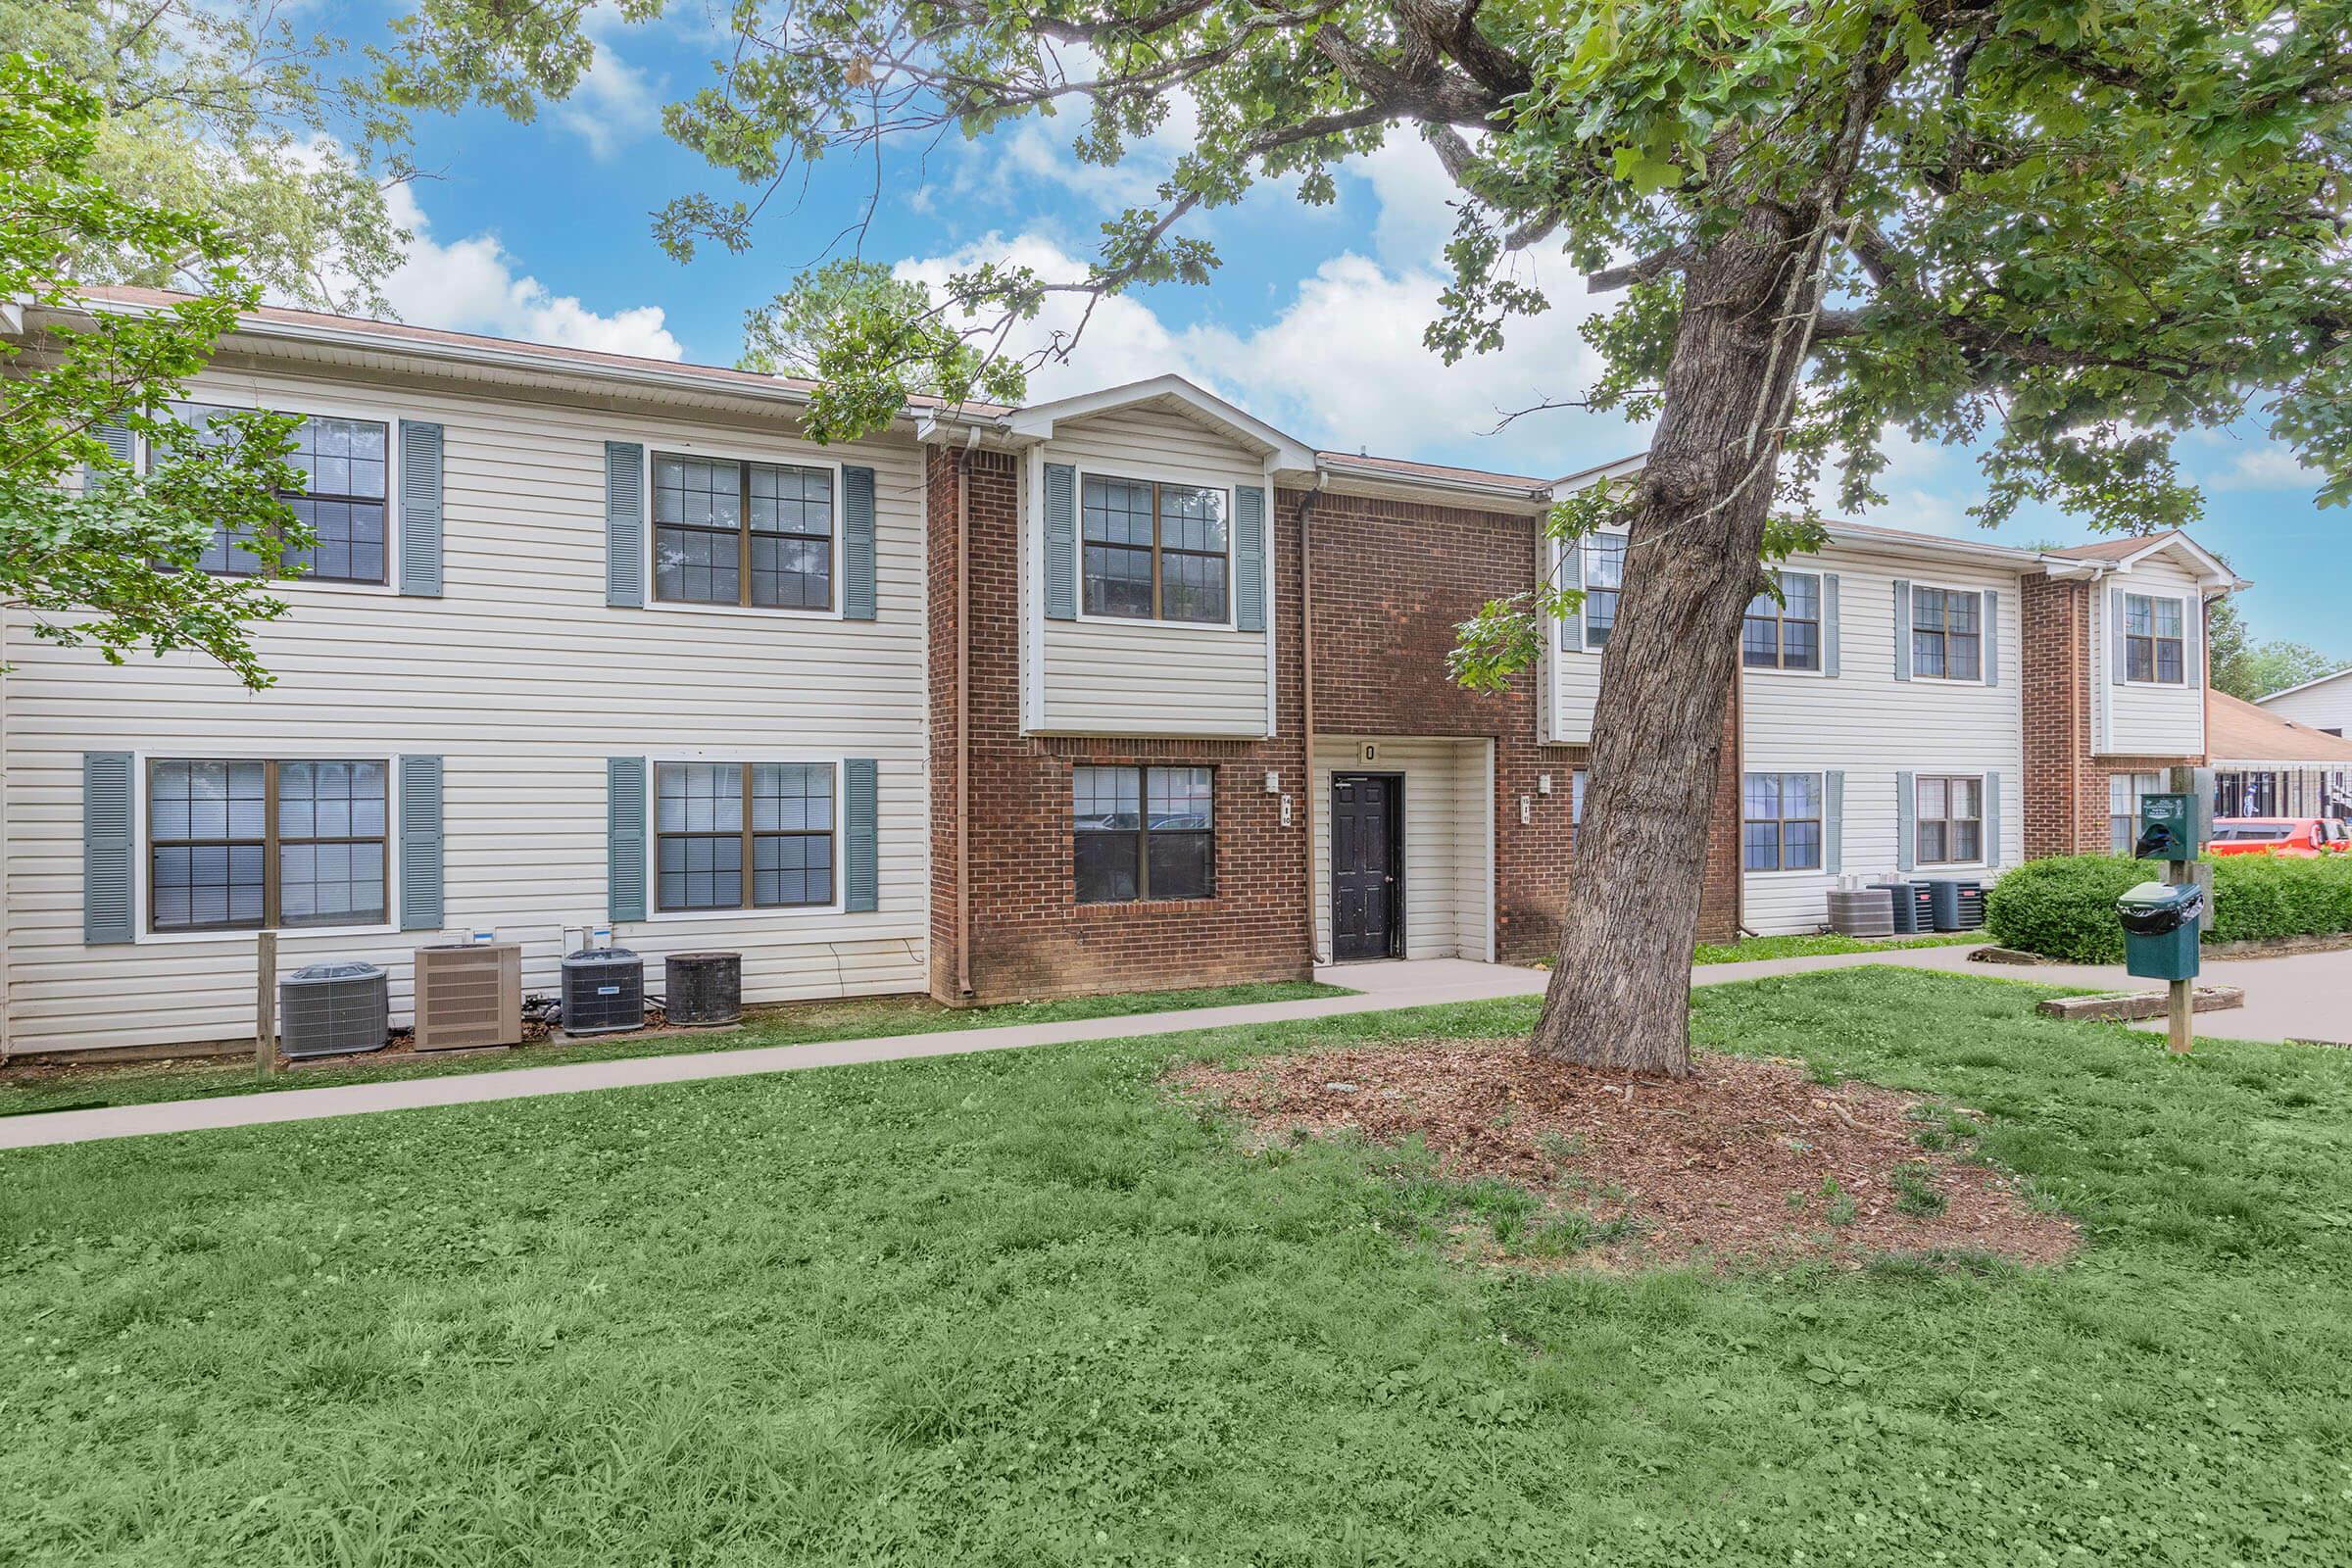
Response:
[1168,1040,2079,1269]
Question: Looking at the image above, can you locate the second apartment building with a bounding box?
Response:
[0,291,2235,1056]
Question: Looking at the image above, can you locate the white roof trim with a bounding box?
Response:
[2091,531,2242,588]
[2254,665,2352,705]
[1000,373,1318,470]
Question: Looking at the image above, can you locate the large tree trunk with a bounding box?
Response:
[1531,206,1816,1075]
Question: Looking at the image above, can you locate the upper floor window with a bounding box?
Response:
[169,403,389,584]
[1911,587,1982,681]
[1080,474,1228,623]
[653,453,834,611]
[655,761,836,911]
[1073,764,1215,902]
[1916,774,1984,864]
[2124,593,2186,684]
[1742,570,1821,671]
[149,758,388,932]
[1742,772,1823,871]
[1581,533,1627,648]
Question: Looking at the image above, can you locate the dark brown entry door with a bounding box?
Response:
[1332,774,1401,960]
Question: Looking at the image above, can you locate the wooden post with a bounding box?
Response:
[2165,765,2198,1055]
[255,929,278,1077]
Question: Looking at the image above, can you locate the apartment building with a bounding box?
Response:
[0,290,2234,1056]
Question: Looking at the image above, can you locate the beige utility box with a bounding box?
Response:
[413,942,523,1051]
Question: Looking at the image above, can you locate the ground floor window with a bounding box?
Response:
[149,758,388,931]
[1073,764,1215,902]
[1915,774,1984,865]
[655,761,835,911]
[2108,771,2165,854]
[1741,772,1823,871]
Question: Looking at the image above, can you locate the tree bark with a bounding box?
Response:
[1529,204,1816,1075]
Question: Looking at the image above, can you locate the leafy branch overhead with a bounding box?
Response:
[387,1,2352,512]
[0,52,310,692]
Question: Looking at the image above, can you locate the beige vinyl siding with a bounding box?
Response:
[2097,555,2208,758]
[2,365,929,1055]
[1311,735,1493,962]
[1740,544,2026,936]
[2261,677,2352,734]
[1035,408,1271,737]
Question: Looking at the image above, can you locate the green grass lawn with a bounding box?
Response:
[1692,930,1984,963]
[0,979,1348,1120]
[5,968,2350,1565]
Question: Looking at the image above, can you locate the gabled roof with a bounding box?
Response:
[2207,690,2352,764]
[996,374,1317,470]
[2255,665,2352,706]
[2041,527,2240,587]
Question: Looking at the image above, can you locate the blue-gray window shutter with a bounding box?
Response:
[398,419,444,597]
[1823,770,1844,874]
[608,757,647,921]
[1895,770,1917,873]
[1891,580,1912,681]
[1981,588,1999,686]
[1983,771,2003,867]
[1560,538,1586,651]
[1234,485,1267,631]
[1822,572,1841,677]
[844,759,878,911]
[1043,463,1077,620]
[399,755,445,929]
[84,418,135,489]
[2109,588,2129,683]
[2180,590,2201,687]
[606,442,645,609]
[82,752,135,945]
[843,464,876,619]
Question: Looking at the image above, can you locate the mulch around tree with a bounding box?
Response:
[1167,1039,2080,1269]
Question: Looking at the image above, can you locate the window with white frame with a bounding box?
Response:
[1742,772,1824,871]
[165,403,391,584]
[2124,593,2186,684]
[652,453,835,611]
[654,761,835,911]
[1080,475,1229,623]
[2108,771,2164,854]
[1915,774,1984,864]
[1742,570,1822,671]
[1581,533,1626,647]
[148,759,389,932]
[1911,587,1983,681]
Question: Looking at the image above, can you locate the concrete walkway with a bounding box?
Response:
[4,945,2343,1152]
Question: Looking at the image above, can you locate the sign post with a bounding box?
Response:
[2133,771,2212,1055]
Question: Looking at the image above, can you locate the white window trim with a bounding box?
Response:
[640,439,849,623]
[644,753,848,922]
[1576,528,1631,654]
[129,747,404,946]
[1913,768,1992,870]
[1740,567,1828,678]
[2119,588,2192,688]
[149,390,409,597]
[1906,579,1993,687]
[1741,766,1830,878]
[1068,461,1242,633]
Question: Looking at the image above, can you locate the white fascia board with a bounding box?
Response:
[1001,372,1318,469]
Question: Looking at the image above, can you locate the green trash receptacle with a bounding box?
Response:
[2117,881,2204,982]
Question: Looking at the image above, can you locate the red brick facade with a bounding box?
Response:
[927,447,1311,1002]
[925,453,1740,1004]
[2019,575,2204,858]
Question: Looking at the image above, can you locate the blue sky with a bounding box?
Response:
[344,5,2344,652]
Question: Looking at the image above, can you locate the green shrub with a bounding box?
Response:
[1982,855,2144,962]
[1985,851,2352,960]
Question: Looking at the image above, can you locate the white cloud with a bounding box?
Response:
[2206,444,2316,493]
[553,3,663,160]
[897,230,1632,475]
[373,182,684,360]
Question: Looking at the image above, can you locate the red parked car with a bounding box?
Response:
[2206,817,2337,857]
